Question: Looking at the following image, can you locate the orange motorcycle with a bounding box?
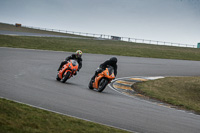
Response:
[56,59,79,83]
[88,66,115,92]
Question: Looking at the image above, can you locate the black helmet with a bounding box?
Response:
[110,57,117,63]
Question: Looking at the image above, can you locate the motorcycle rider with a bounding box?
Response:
[91,57,118,82]
[57,50,83,74]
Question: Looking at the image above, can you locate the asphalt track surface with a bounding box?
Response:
[1,47,200,133]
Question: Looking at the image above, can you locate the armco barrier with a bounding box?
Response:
[22,25,196,48]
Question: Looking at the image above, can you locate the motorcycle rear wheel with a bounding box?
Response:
[56,74,61,81]
[88,79,94,90]
[98,78,108,92]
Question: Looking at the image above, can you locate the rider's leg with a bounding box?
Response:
[91,68,103,82]
[58,60,68,71]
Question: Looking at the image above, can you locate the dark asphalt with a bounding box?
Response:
[0,47,200,133]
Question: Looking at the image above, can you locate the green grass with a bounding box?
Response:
[1,22,200,61]
[0,98,130,133]
[0,22,88,38]
[133,77,200,114]
[0,35,200,61]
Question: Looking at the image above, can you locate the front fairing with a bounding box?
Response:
[58,60,79,79]
[69,60,79,72]
[103,68,115,80]
[93,67,115,89]
[58,63,69,79]
[63,60,79,78]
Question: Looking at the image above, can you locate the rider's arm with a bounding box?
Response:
[114,65,117,76]
[99,60,109,69]
[65,55,74,61]
[78,59,82,71]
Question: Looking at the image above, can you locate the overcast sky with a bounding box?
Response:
[0,0,199,45]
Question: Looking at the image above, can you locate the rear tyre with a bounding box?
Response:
[61,71,71,83]
[56,74,61,81]
[88,79,94,90]
[98,78,108,92]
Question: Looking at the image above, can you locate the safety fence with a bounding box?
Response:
[23,25,196,48]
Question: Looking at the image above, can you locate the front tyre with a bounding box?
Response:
[61,71,71,83]
[98,78,108,92]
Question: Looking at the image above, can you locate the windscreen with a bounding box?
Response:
[71,60,78,66]
[107,66,114,75]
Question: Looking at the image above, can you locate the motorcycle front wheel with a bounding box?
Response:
[98,78,108,92]
[61,71,71,83]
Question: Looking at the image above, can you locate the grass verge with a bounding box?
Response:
[133,76,200,114]
[0,98,130,133]
[0,22,87,38]
[0,35,200,61]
